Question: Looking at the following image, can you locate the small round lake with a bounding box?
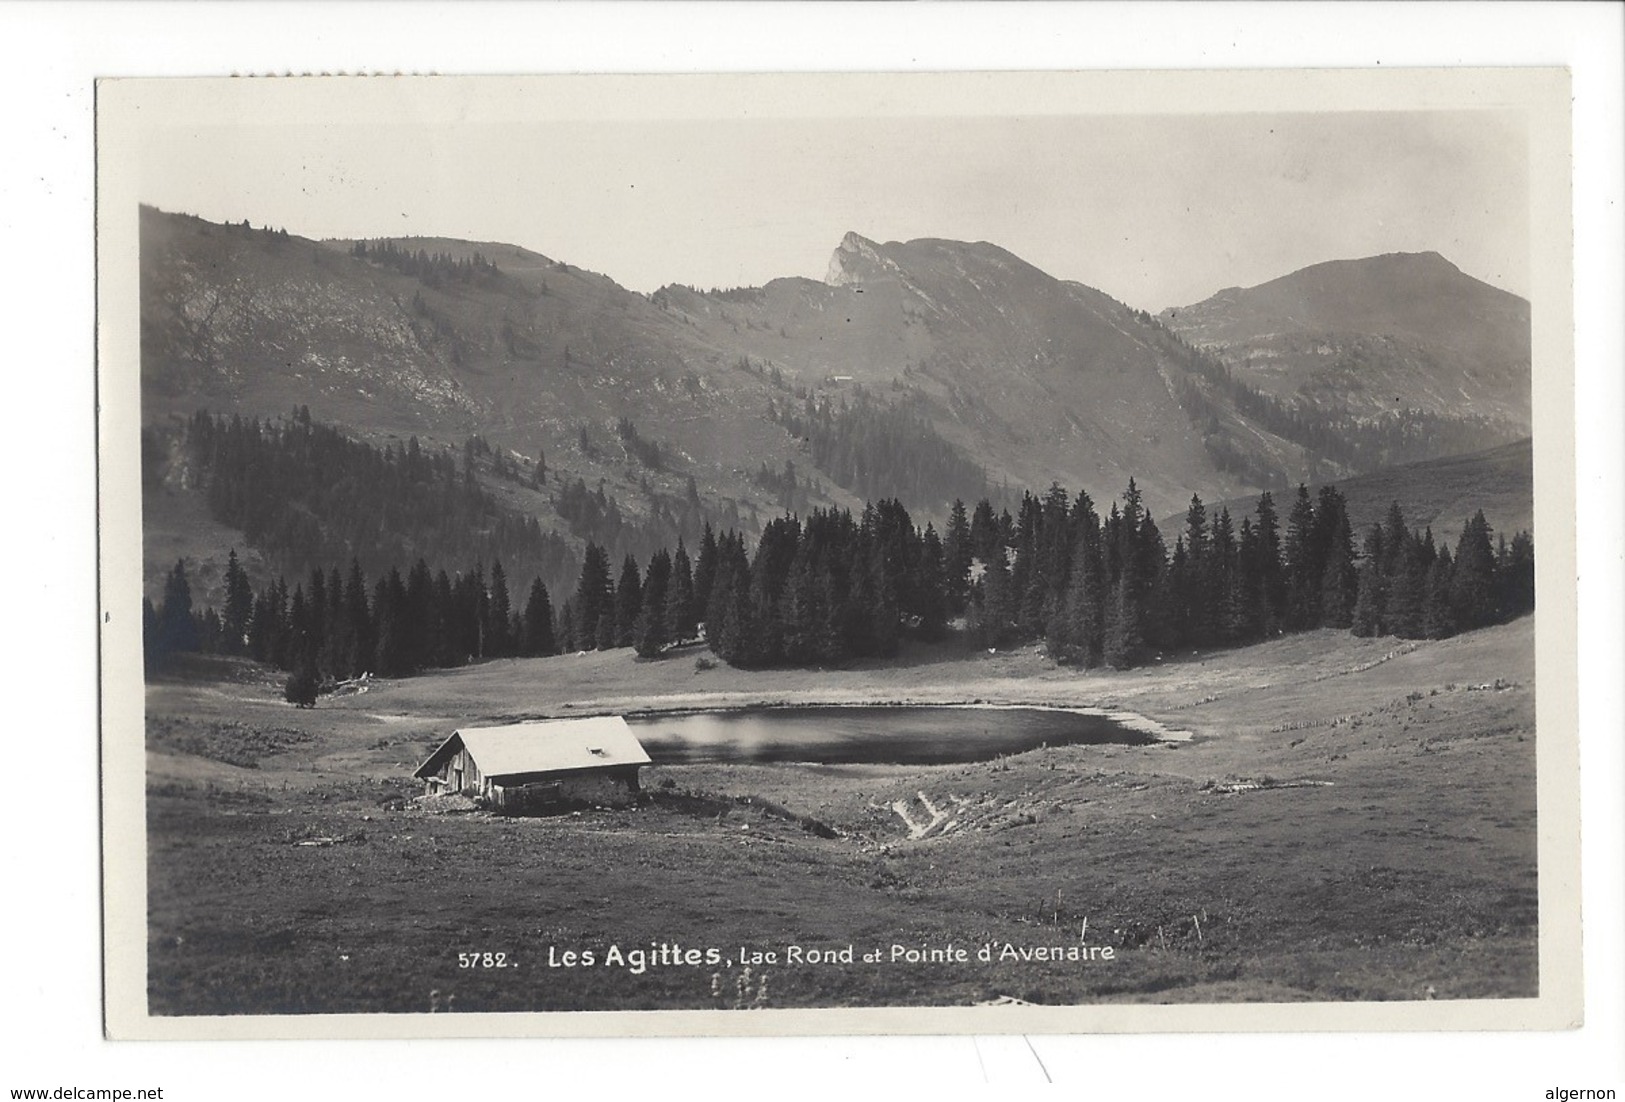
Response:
[626,705,1157,766]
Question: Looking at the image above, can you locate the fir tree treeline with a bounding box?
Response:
[647,478,1532,671]
[966,478,1531,668]
[350,238,502,289]
[696,501,948,668]
[147,448,1534,689]
[144,551,564,693]
[164,409,754,636]
[615,417,663,470]
[552,538,702,659]
[167,410,580,601]
[1350,505,1535,640]
[461,422,743,571]
[766,390,988,513]
[752,458,824,517]
[552,472,743,571]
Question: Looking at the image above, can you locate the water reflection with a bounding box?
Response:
[626,705,1153,765]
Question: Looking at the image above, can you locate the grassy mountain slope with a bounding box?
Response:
[141,208,821,513]
[1329,437,1534,539]
[142,211,1278,528]
[140,208,857,602]
[1182,438,1534,544]
[141,209,1531,602]
[661,232,1266,510]
[1159,252,1531,432]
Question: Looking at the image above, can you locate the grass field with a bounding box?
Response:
[143,618,1538,1014]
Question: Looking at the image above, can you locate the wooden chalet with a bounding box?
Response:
[413,716,650,814]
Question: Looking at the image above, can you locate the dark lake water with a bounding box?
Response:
[625,705,1155,766]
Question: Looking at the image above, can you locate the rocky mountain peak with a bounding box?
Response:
[826,231,897,287]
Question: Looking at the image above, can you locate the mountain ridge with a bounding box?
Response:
[140,206,1530,558]
[1159,249,1531,434]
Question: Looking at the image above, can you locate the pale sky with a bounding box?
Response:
[139,108,1528,311]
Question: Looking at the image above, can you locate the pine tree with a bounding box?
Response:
[372,567,409,675]
[859,541,901,658]
[343,558,372,676]
[1422,546,1456,639]
[196,608,222,655]
[614,554,643,647]
[222,549,253,655]
[274,579,295,667]
[1316,505,1355,631]
[716,577,750,665]
[253,578,292,668]
[158,559,199,659]
[1382,502,1410,577]
[664,541,698,643]
[404,560,433,672]
[747,557,786,665]
[1450,510,1498,631]
[1008,492,1041,637]
[693,523,719,620]
[704,532,753,663]
[1119,479,1164,654]
[1165,536,1192,650]
[1184,494,1210,570]
[1051,519,1104,666]
[635,550,672,658]
[943,499,973,614]
[1320,543,1354,628]
[486,560,513,657]
[572,542,612,649]
[324,566,347,673]
[1283,485,1320,630]
[429,570,455,667]
[1211,507,1241,643]
[1253,491,1286,633]
[468,563,490,659]
[1502,531,1536,617]
[522,578,556,656]
[778,552,814,664]
[970,544,1015,648]
[1176,497,1215,643]
[1386,537,1424,639]
[1314,487,1357,628]
[1232,516,1262,643]
[306,568,330,674]
[1350,561,1384,638]
[1103,574,1142,670]
[916,524,948,640]
[1032,484,1073,636]
[808,560,842,664]
[706,538,754,665]
[969,499,1001,562]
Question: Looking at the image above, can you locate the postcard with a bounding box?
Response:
[97,67,1579,1039]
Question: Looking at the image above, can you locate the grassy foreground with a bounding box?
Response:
[144,619,1538,1013]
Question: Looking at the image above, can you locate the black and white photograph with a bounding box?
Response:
[96,66,1585,1042]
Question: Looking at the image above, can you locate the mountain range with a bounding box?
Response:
[139,206,1532,594]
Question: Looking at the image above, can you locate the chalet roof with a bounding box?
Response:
[413,716,651,781]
